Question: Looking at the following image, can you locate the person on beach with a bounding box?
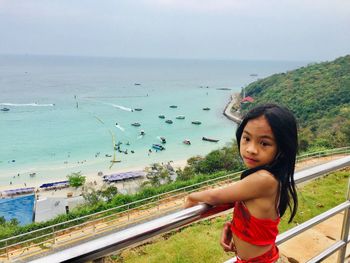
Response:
[185,104,298,263]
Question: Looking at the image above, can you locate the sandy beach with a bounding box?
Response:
[0,159,188,198]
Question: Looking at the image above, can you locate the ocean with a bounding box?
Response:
[0,55,307,186]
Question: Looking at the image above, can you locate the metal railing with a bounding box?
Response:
[25,155,350,263]
[0,147,349,262]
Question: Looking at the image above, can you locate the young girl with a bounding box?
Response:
[185,104,298,263]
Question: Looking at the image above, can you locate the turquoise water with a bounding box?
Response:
[0,194,35,225]
[0,55,308,186]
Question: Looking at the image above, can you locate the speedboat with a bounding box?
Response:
[140,130,145,135]
[160,137,166,144]
[183,139,191,145]
[202,107,210,111]
[134,108,142,111]
[169,105,178,108]
[158,115,165,119]
[176,115,185,119]
[191,121,202,125]
[1,108,10,112]
[165,119,173,124]
[131,122,141,127]
[202,137,219,142]
[152,144,165,151]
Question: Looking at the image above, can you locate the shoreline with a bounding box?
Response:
[223,92,242,124]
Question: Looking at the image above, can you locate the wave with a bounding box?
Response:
[0,103,55,107]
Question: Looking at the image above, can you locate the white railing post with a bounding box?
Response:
[337,175,350,263]
[52,226,56,244]
[5,240,9,260]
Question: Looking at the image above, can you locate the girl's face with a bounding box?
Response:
[240,116,278,169]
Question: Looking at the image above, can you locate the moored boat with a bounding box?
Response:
[152,144,165,151]
[131,122,141,127]
[202,137,219,142]
[165,119,173,124]
[1,108,10,112]
[140,130,145,135]
[176,115,185,119]
[169,105,178,108]
[160,137,166,144]
[191,121,202,125]
[158,115,165,119]
[202,107,210,111]
[134,108,143,111]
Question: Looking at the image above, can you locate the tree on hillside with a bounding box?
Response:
[67,171,86,188]
[142,163,172,188]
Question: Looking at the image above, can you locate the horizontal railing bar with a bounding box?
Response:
[294,155,350,184]
[26,156,350,263]
[306,240,346,263]
[27,203,227,263]
[276,201,350,244]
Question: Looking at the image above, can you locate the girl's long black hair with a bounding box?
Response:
[236,103,298,223]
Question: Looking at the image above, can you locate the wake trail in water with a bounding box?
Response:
[116,125,125,132]
[109,103,133,112]
[84,98,133,112]
[0,102,55,107]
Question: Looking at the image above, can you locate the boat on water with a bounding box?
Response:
[134,83,141,86]
[1,108,10,112]
[152,144,165,151]
[202,107,210,111]
[158,115,165,119]
[169,105,178,108]
[183,139,191,145]
[165,119,173,124]
[176,115,185,119]
[140,130,145,135]
[191,121,202,125]
[202,137,219,143]
[160,137,166,144]
[131,122,141,127]
[134,108,143,111]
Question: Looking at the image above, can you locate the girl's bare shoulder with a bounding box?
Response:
[246,169,279,189]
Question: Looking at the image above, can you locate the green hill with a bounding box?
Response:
[242,55,350,151]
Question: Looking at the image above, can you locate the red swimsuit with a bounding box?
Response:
[230,201,280,263]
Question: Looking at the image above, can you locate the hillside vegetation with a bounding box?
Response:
[242,55,350,151]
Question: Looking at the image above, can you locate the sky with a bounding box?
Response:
[0,0,349,61]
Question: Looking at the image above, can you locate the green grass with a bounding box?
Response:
[110,169,349,263]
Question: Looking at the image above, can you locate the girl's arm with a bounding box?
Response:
[184,170,277,208]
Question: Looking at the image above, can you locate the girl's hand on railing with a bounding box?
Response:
[220,221,236,252]
[184,195,199,208]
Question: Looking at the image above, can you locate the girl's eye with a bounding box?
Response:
[242,136,250,142]
[261,141,271,147]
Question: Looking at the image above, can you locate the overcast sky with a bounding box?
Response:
[1,0,349,61]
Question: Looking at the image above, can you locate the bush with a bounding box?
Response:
[67,172,86,188]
